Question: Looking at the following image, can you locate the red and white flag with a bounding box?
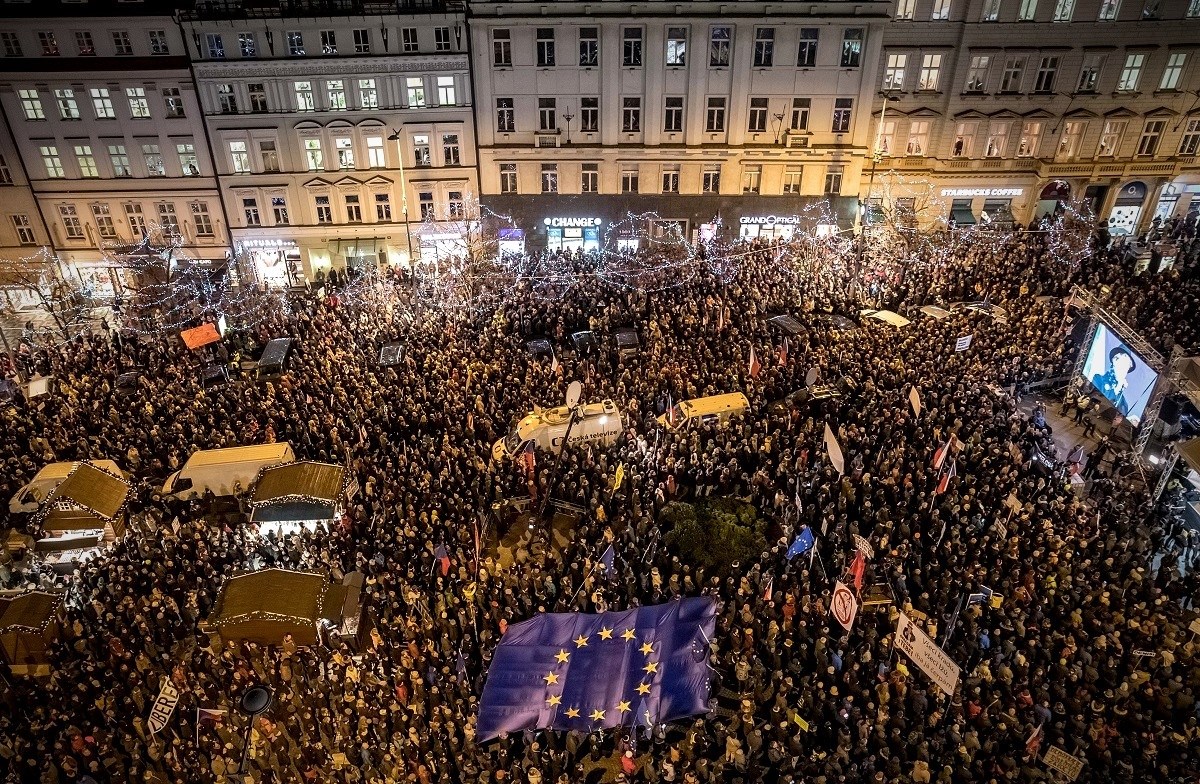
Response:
[932,439,951,471]
[748,346,762,379]
[1025,723,1043,758]
[935,459,957,495]
[666,392,677,427]
[847,550,866,593]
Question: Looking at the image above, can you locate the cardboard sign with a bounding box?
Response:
[147,682,180,735]
[895,612,961,696]
[1189,618,1200,636]
[852,535,874,560]
[831,580,859,632]
[1042,746,1084,780]
[181,323,221,349]
[909,386,922,416]
[955,334,973,352]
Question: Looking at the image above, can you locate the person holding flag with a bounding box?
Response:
[787,527,815,560]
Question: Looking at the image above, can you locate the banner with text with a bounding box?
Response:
[895,612,961,696]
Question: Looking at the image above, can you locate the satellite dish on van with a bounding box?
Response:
[805,367,820,388]
[565,380,583,409]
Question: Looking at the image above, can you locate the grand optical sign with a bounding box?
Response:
[740,215,801,226]
[941,188,1024,198]
[544,217,603,228]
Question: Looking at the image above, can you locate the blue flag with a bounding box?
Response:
[476,597,717,741]
[598,544,615,574]
[787,527,815,560]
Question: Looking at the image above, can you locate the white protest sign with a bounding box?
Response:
[147,682,181,736]
[823,423,845,475]
[831,581,859,632]
[909,386,922,416]
[955,334,973,352]
[1189,618,1200,636]
[894,612,961,696]
[852,535,874,560]
[1042,745,1084,780]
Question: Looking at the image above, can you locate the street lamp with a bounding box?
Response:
[562,108,575,145]
[387,129,418,270]
[238,685,273,777]
[773,112,786,145]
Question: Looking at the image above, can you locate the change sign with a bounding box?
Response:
[147,682,180,736]
[894,612,961,696]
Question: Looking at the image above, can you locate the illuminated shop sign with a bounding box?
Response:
[543,217,603,227]
[940,188,1024,198]
[237,238,299,249]
[740,215,801,225]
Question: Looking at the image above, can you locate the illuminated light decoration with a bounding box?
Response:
[598,212,705,293]
[1043,197,1099,274]
[0,246,103,345]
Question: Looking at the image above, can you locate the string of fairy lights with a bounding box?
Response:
[1,184,1101,342]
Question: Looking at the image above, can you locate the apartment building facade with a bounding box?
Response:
[468,0,891,252]
[0,1,230,299]
[180,0,476,284]
[870,0,1200,232]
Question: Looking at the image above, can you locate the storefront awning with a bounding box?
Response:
[950,206,977,225]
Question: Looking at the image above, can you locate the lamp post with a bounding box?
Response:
[773,112,786,145]
[387,129,418,271]
[562,109,575,145]
[238,685,273,778]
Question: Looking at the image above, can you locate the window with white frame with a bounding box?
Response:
[1053,0,1075,21]
[661,164,680,193]
[366,136,385,167]
[1019,0,1038,18]
[499,163,517,194]
[321,30,337,55]
[622,97,642,132]
[375,193,391,220]
[1137,119,1164,156]
[539,97,557,131]
[91,88,115,119]
[413,135,431,166]
[824,166,843,195]
[742,164,761,193]
[798,29,819,68]
[239,32,256,57]
[191,202,214,236]
[435,27,451,52]
[417,192,434,220]
[1034,57,1059,92]
[13,215,36,245]
[1097,120,1126,156]
[878,121,896,155]
[73,29,93,53]
[1189,0,1200,16]
[272,196,289,224]
[579,27,599,66]
[581,162,599,193]
[159,202,181,234]
[1160,53,1186,90]
[315,195,332,223]
[790,98,810,130]
[752,27,774,67]
[536,28,555,67]
[623,27,643,67]
[358,79,377,109]
[448,191,464,219]
[218,84,238,114]
[981,0,1002,20]
[1077,54,1104,92]
[39,32,59,56]
[907,121,930,154]
[1178,118,1200,155]
[442,134,460,166]
[883,54,908,91]
[895,0,916,19]
[259,140,278,172]
[581,96,600,133]
[295,81,314,111]
[1056,121,1086,159]
[406,77,426,107]
[541,163,558,193]
[248,83,268,113]
[108,145,131,177]
[41,145,64,177]
[401,27,418,53]
[1117,54,1144,91]
[287,31,304,56]
[124,203,146,237]
[335,137,354,169]
[112,31,133,55]
[163,88,186,117]
[931,0,952,19]
[229,141,250,173]
[497,98,515,132]
[952,122,976,157]
[149,30,169,55]
[747,97,769,132]
[493,30,513,66]
[1001,57,1025,92]
[327,80,346,110]
[1017,121,1043,156]
[622,168,639,193]
[701,165,720,192]
[437,76,456,105]
[841,29,863,68]
[706,97,726,132]
[1098,0,1121,19]
[918,54,943,91]
[832,98,853,132]
[92,204,116,238]
[304,138,323,170]
[242,198,260,226]
[19,89,45,120]
[783,167,803,193]
[985,122,1010,157]
[55,88,80,120]
[127,87,150,118]
[666,27,687,66]
[177,142,198,175]
[664,96,684,132]
[2,32,23,57]
[354,29,370,54]
[965,56,991,91]
[206,33,225,58]
[59,205,84,238]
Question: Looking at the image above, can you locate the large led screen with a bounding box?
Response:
[1082,323,1159,426]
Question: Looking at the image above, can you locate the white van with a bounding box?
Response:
[9,460,127,514]
[162,443,296,500]
[657,393,750,431]
[493,400,624,461]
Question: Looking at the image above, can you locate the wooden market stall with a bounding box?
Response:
[206,568,347,647]
[248,461,350,535]
[0,591,64,676]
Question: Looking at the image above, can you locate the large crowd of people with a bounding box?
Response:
[0,212,1198,784]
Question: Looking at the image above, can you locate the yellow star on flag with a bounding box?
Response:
[589,708,606,721]
[640,641,655,655]
[554,649,570,664]
[543,671,560,685]
[546,694,562,707]
[598,627,613,640]
[621,628,636,641]
[574,634,589,648]
[617,700,632,714]
[565,707,580,719]
[635,682,652,695]
[643,661,659,674]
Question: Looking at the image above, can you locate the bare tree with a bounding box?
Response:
[0,248,97,343]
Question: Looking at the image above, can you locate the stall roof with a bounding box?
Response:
[43,462,130,521]
[1176,357,1200,409]
[251,461,346,505]
[919,305,952,320]
[0,592,62,634]
[860,309,911,327]
[41,508,126,537]
[209,569,331,629]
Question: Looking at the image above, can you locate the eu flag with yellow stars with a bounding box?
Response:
[477,597,717,741]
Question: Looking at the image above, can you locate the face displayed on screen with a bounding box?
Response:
[1082,324,1158,426]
